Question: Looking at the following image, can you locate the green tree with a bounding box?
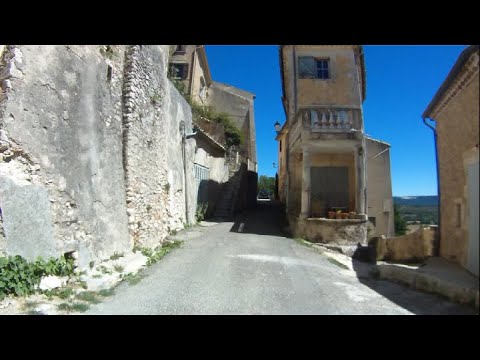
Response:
[394,204,407,236]
[258,175,275,195]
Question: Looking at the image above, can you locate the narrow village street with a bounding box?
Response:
[86,201,474,315]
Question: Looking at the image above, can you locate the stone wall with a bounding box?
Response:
[281,46,364,122]
[374,226,436,262]
[290,216,367,245]
[0,45,196,264]
[195,117,225,145]
[207,81,256,164]
[0,45,130,264]
[114,45,196,247]
[366,138,394,238]
[434,52,479,268]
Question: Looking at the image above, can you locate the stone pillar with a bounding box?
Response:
[300,148,311,219]
[355,141,367,217]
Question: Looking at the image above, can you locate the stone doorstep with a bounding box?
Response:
[376,263,479,310]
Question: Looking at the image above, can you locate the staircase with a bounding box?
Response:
[213,166,245,220]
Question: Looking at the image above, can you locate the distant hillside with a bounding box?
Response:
[393,196,438,206]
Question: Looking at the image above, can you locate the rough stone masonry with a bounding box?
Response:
[0,45,196,268]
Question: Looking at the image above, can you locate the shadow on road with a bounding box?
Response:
[229,200,288,237]
[350,248,475,315]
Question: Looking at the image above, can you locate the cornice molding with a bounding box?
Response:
[429,52,479,119]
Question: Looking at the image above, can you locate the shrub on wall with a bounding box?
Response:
[167,71,243,148]
[0,255,75,300]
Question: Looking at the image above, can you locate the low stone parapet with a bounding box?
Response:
[289,216,367,245]
[373,226,436,262]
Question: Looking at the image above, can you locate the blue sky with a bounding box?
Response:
[205,45,467,196]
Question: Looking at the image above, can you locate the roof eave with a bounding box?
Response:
[422,45,479,119]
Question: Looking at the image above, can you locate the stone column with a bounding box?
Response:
[300,147,311,219]
[355,141,367,217]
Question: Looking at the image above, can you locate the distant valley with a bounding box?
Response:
[393,196,438,224]
[393,195,438,206]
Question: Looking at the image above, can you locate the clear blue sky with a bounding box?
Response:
[205,45,467,197]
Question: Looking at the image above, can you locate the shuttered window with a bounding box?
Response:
[298,57,330,79]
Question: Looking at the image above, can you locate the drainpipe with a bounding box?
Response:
[423,117,441,257]
[180,121,197,226]
[286,46,298,215]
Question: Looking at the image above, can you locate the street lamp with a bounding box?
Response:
[274,121,281,133]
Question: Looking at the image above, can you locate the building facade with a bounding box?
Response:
[169,45,212,105]
[169,46,258,217]
[422,45,479,276]
[276,45,394,244]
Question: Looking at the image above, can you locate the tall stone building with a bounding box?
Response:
[169,45,258,217]
[275,45,394,244]
[422,45,479,276]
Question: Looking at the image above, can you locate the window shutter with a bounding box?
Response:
[298,57,315,78]
[183,64,190,80]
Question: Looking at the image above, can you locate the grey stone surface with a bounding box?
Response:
[39,276,68,290]
[0,45,130,263]
[122,45,196,247]
[0,176,56,261]
[0,45,196,264]
[208,81,256,163]
[377,257,479,309]
[86,202,475,315]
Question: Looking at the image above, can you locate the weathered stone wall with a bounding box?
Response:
[434,52,479,268]
[290,216,367,245]
[122,45,196,247]
[0,44,196,264]
[207,81,256,164]
[195,117,225,145]
[0,45,130,264]
[366,138,394,238]
[281,46,364,122]
[375,226,436,262]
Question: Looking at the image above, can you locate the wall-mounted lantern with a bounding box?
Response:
[274,121,281,133]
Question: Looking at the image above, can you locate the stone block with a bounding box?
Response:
[0,176,57,261]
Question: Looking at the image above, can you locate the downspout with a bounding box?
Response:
[423,117,441,257]
[189,46,197,96]
[180,121,189,225]
[286,46,298,214]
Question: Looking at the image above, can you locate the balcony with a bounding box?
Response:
[299,107,363,133]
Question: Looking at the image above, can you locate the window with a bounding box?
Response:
[106,65,112,82]
[456,203,462,228]
[316,60,329,79]
[279,140,282,152]
[175,45,186,53]
[298,57,330,79]
[170,63,189,80]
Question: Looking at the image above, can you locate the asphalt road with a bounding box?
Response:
[86,201,475,315]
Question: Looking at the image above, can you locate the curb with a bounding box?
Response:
[377,263,479,310]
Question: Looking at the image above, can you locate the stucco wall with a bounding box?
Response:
[286,152,355,217]
[0,45,130,264]
[375,226,436,262]
[190,50,209,105]
[435,60,479,268]
[366,138,394,238]
[277,132,288,203]
[281,46,363,120]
